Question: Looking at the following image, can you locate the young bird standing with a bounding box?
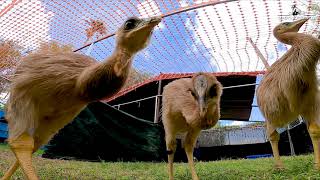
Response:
[162,73,223,180]
[257,18,320,169]
[1,16,161,180]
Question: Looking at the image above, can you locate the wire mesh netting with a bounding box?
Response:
[0,0,319,97]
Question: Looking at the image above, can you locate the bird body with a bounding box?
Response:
[258,35,320,127]
[2,16,161,180]
[7,53,93,144]
[257,18,320,169]
[162,78,220,131]
[162,73,222,180]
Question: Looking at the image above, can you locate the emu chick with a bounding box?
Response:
[1,16,161,180]
[162,73,222,180]
[257,18,320,169]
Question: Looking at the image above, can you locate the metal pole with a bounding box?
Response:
[222,83,258,89]
[287,126,296,156]
[111,83,260,107]
[154,80,162,123]
[112,95,158,107]
[153,96,158,123]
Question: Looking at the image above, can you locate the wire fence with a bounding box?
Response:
[0,0,319,93]
[0,0,317,142]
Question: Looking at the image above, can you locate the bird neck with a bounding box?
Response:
[276,32,304,45]
[76,47,135,102]
[274,33,320,82]
[107,47,135,76]
[198,103,220,129]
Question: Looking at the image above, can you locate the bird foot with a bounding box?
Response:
[191,175,199,180]
[274,163,285,170]
[191,171,199,180]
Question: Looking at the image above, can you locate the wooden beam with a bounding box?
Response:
[248,38,270,69]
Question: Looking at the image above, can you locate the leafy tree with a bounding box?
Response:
[0,40,22,94]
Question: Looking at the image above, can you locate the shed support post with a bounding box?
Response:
[287,126,296,156]
[153,80,162,123]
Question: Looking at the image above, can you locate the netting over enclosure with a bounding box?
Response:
[0,0,320,90]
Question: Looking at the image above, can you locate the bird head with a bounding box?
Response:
[273,18,309,43]
[116,16,162,54]
[190,73,223,118]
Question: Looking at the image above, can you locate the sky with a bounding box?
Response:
[0,0,319,125]
[0,2,319,88]
[1,0,319,74]
[0,0,53,50]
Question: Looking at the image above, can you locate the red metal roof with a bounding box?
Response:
[104,71,265,102]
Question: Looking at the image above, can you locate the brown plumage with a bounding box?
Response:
[162,73,223,180]
[257,18,320,169]
[1,16,161,180]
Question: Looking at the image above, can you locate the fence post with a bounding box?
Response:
[287,126,296,156]
[153,80,162,123]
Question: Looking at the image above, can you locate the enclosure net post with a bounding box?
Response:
[248,37,270,69]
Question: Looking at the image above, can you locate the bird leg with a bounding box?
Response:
[267,123,284,169]
[1,160,19,180]
[9,134,39,180]
[1,136,43,180]
[184,129,201,180]
[306,121,320,170]
[165,133,177,180]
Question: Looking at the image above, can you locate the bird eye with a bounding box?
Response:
[124,18,137,30]
[189,90,196,98]
[208,84,217,98]
[283,22,291,26]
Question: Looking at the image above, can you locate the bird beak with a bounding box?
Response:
[198,96,206,117]
[141,16,162,29]
[290,18,309,31]
[148,16,162,26]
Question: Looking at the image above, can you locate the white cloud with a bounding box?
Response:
[136,0,165,31]
[187,0,319,72]
[185,17,193,31]
[230,121,246,127]
[0,0,54,50]
[179,0,189,8]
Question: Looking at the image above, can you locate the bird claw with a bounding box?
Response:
[314,163,320,170]
[274,163,285,170]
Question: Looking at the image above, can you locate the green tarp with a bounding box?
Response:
[42,102,166,162]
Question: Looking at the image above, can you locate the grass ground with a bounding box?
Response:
[0,143,319,180]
